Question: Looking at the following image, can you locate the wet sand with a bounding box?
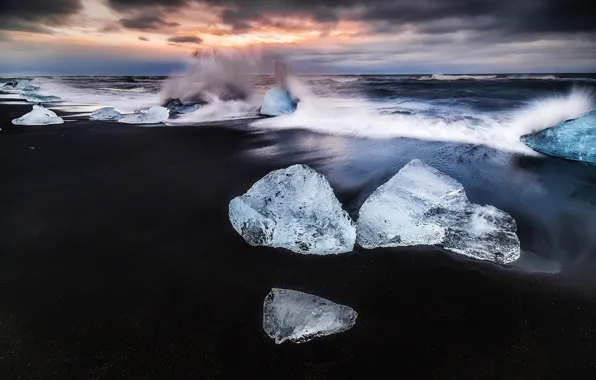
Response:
[1,103,595,379]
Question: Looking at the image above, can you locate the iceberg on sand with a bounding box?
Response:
[521,110,596,164]
[259,87,297,117]
[263,288,357,344]
[119,106,169,124]
[90,107,123,121]
[12,105,64,126]
[356,159,520,264]
[23,93,62,103]
[229,164,356,254]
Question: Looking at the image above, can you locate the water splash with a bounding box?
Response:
[252,78,594,154]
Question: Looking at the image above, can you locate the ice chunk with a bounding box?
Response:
[229,164,356,254]
[356,159,520,264]
[263,288,357,344]
[521,110,596,164]
[23,93,61,103]
[3,79,30,89]
[165,99,201,114]
[90,107,123,121]
[260,87,297,117]
[119,106,169,124]
[12,105,64,126]
[21,85,40,92]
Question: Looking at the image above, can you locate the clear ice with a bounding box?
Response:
[259,87,297,117]
[119,106,169,124]
[12,105,64,126]
[263,288,357,344]
[228,164,356,254]
[90,107,123,121]
[23,93,62,103]
[521,110,596,164]
[356,159,520,264]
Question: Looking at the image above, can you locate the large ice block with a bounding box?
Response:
[521,110,596,164]
[259,87,297,117]
[356,159,520,264]
[229,164,356,254]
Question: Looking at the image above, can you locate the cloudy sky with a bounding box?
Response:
[1,0,595,75]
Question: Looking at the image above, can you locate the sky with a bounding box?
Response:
[0,0,595,75]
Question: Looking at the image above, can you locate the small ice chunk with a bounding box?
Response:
[260,87,297,117]
[521,110,596,164]
[90,107,123,121]
[263,288,357,344]
[12,105,64,126]
[356,159,520,264]
[23,93,61,103]
[119,106,169,124]
[165,99,201,114]
[229,165,356,254]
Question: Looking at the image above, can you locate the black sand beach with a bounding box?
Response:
[1,103,596,379]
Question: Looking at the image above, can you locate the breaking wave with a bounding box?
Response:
[252,78,594,153]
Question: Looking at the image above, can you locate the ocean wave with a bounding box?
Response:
[251,77,594,154]
[420,74,498,81]
[99,87,148,93]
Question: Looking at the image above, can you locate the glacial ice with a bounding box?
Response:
[12,105,64,126]
[21,85,40,92]
[165,99,201,114]
[356,159,520,264]
[263,288,357,344]
[23,93,62,103]
[228,164,356,254]
[90,107,123,121]
[259,87,297,117]
[119,106,169,124]
[521,110,596,164]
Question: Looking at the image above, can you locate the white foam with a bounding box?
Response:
[169,98,259,123]
[252,80,594,154]
[420,74,498,81]
[30,78,159,112]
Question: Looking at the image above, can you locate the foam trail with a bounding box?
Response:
[30,78,159,112]
[252,79,594,154]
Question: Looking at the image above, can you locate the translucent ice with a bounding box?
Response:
[12,105,64,126]
[356,159,520,264]
[521,110,596,164]
[119,106,169,124]
[90,107,123,121]
[23,93,62,103]
[263,288,357,344]
[229,164,356,254]
[260,87,297,117]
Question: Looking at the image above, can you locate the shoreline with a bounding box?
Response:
[1,102,595,378]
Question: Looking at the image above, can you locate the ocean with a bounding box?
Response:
[1,72,595,378]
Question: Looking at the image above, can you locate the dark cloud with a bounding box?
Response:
[167,35,203,44]
[138,36,149,41]
[119,13,180,30]
[107,0,188,10]
[0,0,82,31]
[101,24,121,33]
[102,0,596,36]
